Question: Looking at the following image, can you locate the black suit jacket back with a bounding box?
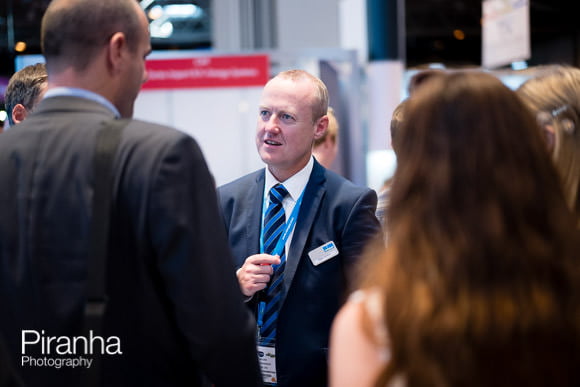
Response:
[0,96,262,387]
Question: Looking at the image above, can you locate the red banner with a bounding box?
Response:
[142,55,269,90]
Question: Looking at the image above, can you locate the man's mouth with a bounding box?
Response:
[265,139,282,146]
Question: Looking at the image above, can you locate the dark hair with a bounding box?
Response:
[4,63,48,126]
[407,69,445,95]
[363,72,580,386]
[41,0,142,72]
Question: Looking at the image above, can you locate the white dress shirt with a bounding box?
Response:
[262,156,314,261]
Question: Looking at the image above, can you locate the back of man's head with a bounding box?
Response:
[4,63,48,127]
[41,0,142,73]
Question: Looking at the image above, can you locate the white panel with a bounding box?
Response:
[212,0,242,51]
[134,87,264,186]
[366,60,404,151]
[276,0,340,50]
[482,0,531,69]
[365,60,404,191]
[339,0,368,64]
[366,150,397,192]
[134,90,175,127]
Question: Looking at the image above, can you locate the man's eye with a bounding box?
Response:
[260,110,271,119]
[281,113,294,121]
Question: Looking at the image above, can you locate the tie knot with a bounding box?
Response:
[269,184,288,204]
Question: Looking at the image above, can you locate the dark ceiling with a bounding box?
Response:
[0,0,578,77]
[405,0,578,67]
[0,0,212,77]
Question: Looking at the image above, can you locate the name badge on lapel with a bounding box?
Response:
[308,241,339,266]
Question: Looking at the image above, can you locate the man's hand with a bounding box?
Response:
[236,254,281,297]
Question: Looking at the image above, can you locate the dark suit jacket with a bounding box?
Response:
[218,160,380,386]
[0,333,24,387]
[0,96,262,387]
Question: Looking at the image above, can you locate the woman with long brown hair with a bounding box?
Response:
[329,72,580,387]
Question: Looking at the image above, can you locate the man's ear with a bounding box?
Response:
[314,115,329,140]
[106,32,127,72]
[543,124,555,151]
[12,104,28,124]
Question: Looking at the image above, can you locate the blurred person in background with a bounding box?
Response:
[312,106,339,169]
[375,100,406,229]
[330,72,580,387]
[4,63,48,129]
[376,69,444,230]
[517,65,580,226]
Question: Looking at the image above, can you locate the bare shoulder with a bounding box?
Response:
[330,290,389,387]
[332,290,367,333]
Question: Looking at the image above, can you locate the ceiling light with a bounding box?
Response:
[150,21,174,38]
[14,41,27,52]
[148,5,164,20]
[164,4,201,18]
[453,29,465,40]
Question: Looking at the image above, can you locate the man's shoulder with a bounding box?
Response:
[320,167,374,197]
[218,169,264,194]
[123,119,185,139]
[121,119,201,151]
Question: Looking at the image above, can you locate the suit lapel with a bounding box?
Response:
[282,160,326,297]
[245,171,265,257]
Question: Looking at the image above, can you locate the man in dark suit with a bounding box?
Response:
[0,1,261,386]
[218,70,380,386]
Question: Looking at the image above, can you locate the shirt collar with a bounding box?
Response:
[44,87,121,118]
[264,157,314,201]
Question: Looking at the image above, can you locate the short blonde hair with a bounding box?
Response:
[274,70,329,122]
[314,107,338,147]
[517,65,580,224]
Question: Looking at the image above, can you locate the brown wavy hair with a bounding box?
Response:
[361,72,580,386]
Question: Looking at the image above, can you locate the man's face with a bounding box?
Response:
[256,76,326,181]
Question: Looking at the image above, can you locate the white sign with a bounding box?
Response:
[482,0,530,68]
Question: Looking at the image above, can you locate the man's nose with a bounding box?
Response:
[264,116,280,133]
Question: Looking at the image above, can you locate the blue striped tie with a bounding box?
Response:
[261,184,288,344]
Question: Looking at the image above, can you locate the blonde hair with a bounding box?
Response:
[314,107,338,147]
[274,69,329,122]
[517,65,580,225]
